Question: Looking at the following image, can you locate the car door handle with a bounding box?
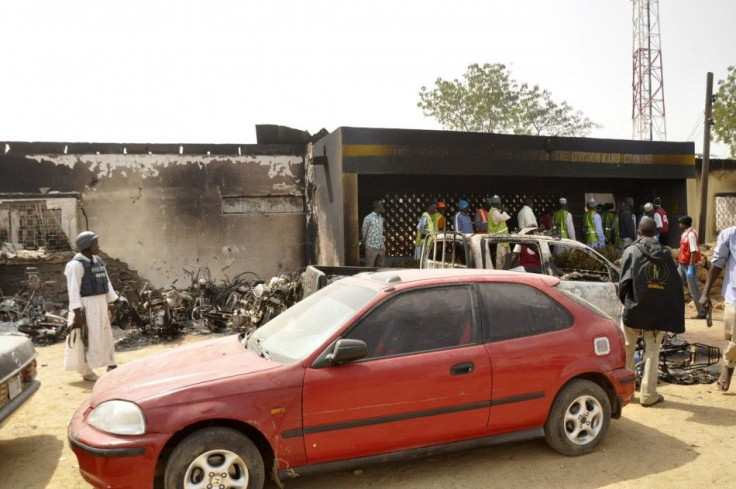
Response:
[450,362,475,376]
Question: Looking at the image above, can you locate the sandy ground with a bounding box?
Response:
[1,312,734,489]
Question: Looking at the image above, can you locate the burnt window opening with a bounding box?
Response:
[221,196,305,215]
[0,200,73,252]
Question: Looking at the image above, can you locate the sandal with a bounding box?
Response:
[716,365,734,391]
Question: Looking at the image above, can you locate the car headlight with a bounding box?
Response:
[87,400,146,435]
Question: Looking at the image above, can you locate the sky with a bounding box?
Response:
[1,0,734,156]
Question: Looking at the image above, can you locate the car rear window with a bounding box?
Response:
[478,282,573,342]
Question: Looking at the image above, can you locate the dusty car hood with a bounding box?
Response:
[90,335,279,404]
[0,335,36,384]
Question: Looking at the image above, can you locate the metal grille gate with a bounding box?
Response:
[379,193,558,257]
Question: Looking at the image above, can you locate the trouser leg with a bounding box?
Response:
[640,330,664,404]
[723,304,736,369]
[365,248,378,267]
[621,324,639,374]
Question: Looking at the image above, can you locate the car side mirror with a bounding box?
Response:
[320,339,367,367]
[327,339,367,365]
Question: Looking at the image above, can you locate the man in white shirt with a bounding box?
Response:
[517,197,538,230]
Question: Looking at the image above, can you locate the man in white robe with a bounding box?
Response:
[64,231,118,382]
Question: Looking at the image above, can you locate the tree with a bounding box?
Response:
[713,66,736,158]
[417,63,600,137]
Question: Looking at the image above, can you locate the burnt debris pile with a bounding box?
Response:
[1,251,303,346]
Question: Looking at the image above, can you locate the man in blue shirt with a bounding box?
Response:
[453,200,474,234]
[701,225,736,391]
[361,200,385,267]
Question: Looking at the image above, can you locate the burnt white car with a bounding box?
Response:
[0,335,40,428]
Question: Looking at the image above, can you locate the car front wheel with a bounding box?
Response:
[164,427,265,489]
[544,379,611,456]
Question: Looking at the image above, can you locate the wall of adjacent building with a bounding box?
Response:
[0,142,307,288]
[687,159,736,242]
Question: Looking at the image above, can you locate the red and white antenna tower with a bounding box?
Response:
[632,0,666,141]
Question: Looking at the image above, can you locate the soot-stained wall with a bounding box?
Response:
[0,143,307,287]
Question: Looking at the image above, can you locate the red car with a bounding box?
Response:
[69,269,634,489]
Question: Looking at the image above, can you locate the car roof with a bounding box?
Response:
[349,268,561,289]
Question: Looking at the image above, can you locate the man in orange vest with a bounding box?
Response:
[677,215,707,319]
[432,201,447,231]
[474,199,491,233]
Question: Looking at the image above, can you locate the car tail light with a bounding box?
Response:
[22,359,37,383]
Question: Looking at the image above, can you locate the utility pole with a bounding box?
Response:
[698,72,713,241]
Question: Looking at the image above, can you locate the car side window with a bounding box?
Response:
[478,282,573,342]
[345,285,476,359]
[548,244,611,282]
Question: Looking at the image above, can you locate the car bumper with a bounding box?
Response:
[607,368,636,418]
[0,379,40,429]
[68,402,169,489]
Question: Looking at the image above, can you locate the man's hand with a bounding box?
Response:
[699,294,712,311]
[72,309,85,329]
[108,302,116,320]
[686,265,696,279]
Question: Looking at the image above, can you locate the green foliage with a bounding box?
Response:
[417,63,600,136]
[713,66,736,158]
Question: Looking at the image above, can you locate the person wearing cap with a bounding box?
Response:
[517,197,538,230]
[64,231,118,382]
[432,201,447,231]
[700,225,736,391]
[453,200,474,234]
[414,201,437,260]
[487,195,511,269]
[473,198,491,233]
[602,203,616,245]
[653,197,670,245]
[552,198,576,242]
[677,216,707,319]
[643,202,661,241]
[583,199,605,248]
[618,197,637,249]
[361,200,385,267]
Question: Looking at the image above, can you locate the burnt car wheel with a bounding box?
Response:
[164,427,264,489]
[544,379,611,456]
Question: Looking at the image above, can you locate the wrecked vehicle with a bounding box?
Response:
[421,231,623,322]
[69,269,634,489]
[0,334,40,429]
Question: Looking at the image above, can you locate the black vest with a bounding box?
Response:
[75,256,110,297]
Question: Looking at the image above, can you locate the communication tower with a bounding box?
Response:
[632,0,666,141]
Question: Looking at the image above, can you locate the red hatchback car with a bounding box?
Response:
[69,269,634,489]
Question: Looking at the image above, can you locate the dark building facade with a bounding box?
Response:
[306,127,695,266]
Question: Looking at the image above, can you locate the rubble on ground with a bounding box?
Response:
[671,241,726,310]
[1,249,303,346]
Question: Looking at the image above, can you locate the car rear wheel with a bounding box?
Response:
[164,427,264,489]
[544,379,611,456]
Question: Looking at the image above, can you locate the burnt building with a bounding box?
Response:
[306,127,695,266]
[0,139,307,288]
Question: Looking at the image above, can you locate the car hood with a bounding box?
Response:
[0,335,36,384]
[90,335,279,405]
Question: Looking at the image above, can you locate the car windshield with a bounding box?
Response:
[244,282,377,364]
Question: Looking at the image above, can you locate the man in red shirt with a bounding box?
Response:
[654,197,670,245]
[677,215,706,319]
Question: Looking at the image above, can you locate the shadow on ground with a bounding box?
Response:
[280,417,697,489]
[0,435,63,488]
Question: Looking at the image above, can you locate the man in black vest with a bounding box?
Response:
[64,231,119,381]
[618,218,685,407]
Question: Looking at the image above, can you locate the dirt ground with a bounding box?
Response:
[1,311,734,489]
